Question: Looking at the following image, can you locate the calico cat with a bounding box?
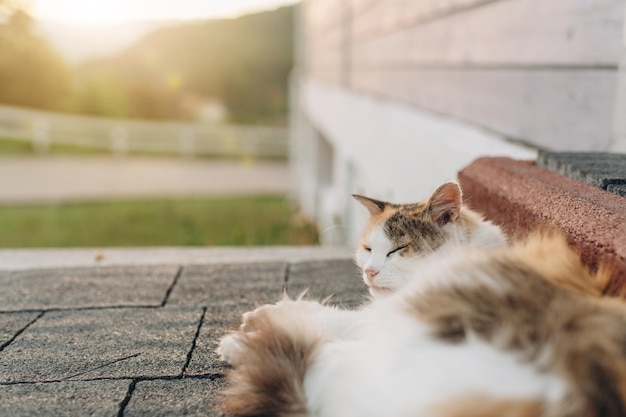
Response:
[353,182,507,297]
[219,182,507,364]
[218,234,626,417]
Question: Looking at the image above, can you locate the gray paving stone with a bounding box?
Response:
[286,259,369,308]
[0,308,202,383]
[537,151,626,196]
[167,262,287,308]
[0,311,41,347]
[0,256,370,415]
[186,261,369,375]
[0,265,180,311]
[607,183,626,197]
[187,304,243,375]
[0,379,129,417]
[125,377,226,417]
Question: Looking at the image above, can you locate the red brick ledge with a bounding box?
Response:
[458,157,626,288]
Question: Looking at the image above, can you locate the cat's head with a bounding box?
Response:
[353,182,473,298]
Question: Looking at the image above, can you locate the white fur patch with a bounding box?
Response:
[402,248,511,296]
[217,332,248,367]
[305,321,566,417]
[356,216,509,298]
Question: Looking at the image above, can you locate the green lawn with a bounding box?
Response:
[0,137,37,154]
[0,196,318,247]
[0,137,285,160]
[0,136,110,157]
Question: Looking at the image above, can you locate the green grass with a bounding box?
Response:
[0,137,36,154]
[0,196,318,247]
[0,137,286,161]
[0,137,109,156]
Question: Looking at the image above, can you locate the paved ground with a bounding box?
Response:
[0,156,289,204]
[537,151,626,197]
[0,248,364,416]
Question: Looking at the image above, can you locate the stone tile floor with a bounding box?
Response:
[0,248,364,417]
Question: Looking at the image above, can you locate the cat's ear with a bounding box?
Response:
[352,194,388,216]
[426,182,462,226]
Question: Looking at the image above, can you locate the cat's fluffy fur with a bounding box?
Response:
[218,233,626,417]
[354,182,507,297]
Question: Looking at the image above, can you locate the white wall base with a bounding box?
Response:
[290,77,537,246]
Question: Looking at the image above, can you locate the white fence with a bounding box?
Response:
[0,105,288,158]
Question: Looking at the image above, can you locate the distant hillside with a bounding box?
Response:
[75,6,294,124]
[36,20,171,64]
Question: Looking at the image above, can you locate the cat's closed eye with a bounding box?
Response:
[363,246,372,252]
[387,244,409,257]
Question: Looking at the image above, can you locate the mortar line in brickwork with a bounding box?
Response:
[161,265,184,307]
[350,61,618,72]
[117,379,137,417]
[0,310,45,353]
[180,306,207,379]
[61,353,142,382]
[349,0,506,43]
[0,373,224,387]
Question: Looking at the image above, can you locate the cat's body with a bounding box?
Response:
[219,234,626,417]
[353,182,507,297]
[217,182,625,416]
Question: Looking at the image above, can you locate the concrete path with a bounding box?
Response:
[0,248,363,417]
[0,156,289,204]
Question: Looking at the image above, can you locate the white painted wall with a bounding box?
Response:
[292,0,625,248]
[307,0,625,152]
[290,78,536,246]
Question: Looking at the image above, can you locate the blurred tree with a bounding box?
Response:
[69,68,131,118]
[217,7,294,123]
[0,4,294,123]
[0,2,71,109]
[82,6,294,124]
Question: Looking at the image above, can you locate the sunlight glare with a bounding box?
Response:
[30,0,298,25]
[32,0,145,25]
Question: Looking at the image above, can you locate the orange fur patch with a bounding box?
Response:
[433,395,544,417]
[458,207,480,231]
[220,312,321,417]
[510,232,617,298]
[412,232,626,417]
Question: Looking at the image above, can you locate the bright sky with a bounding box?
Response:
[28,0,298,25]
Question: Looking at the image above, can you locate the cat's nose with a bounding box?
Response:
[365,268,379,282]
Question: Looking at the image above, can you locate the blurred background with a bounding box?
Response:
[0,0,317,248]
[0,0,625,248]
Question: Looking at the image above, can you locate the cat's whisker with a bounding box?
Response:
[321,223,345,232]
[319,223,347,238]
[295,289,309,300]
[320,294,334,305]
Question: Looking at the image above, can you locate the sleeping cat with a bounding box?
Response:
[219,182,509,361]
[353,182,507,297]
[218,234,626,417]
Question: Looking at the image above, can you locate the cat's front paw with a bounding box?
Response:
[217,304,280,366]
[239,303,278,332]
[217,332,246,367]
[218,298,327,366]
